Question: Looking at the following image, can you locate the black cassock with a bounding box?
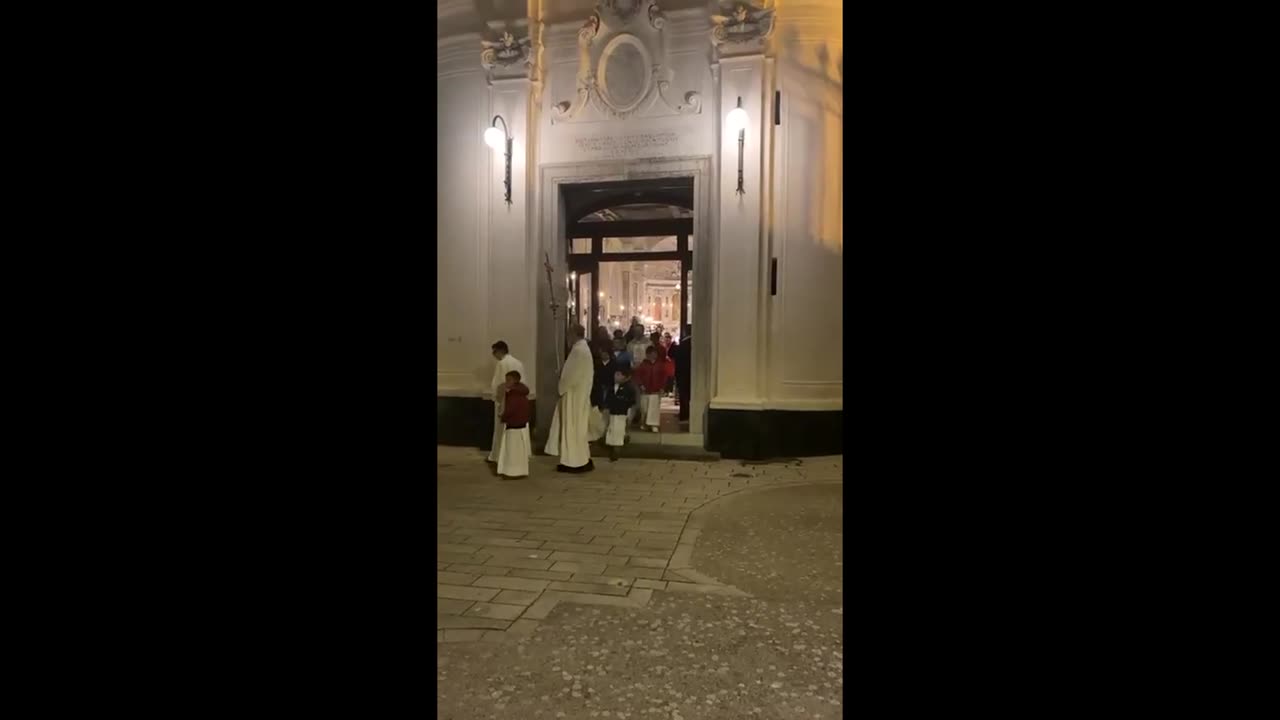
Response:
[672,337,691,420]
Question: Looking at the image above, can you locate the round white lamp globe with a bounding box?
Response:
[483,126,506,151]
[726,107,748,133]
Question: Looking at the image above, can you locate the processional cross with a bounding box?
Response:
[544,252,563,374]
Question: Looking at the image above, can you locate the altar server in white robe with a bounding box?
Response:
[496,370,532,478]
[633,345,666,431]
[486,341,526,464]
[545,324,596,473]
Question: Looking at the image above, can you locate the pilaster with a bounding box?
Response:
[711,51,767,409]
[483,20,538,394]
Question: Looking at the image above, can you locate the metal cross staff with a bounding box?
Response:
[544,252,563,374]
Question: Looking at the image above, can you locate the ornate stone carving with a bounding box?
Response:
[711,2,776,48]
[552,0,700,124]
[648,2,665,30]
[481,30,532,71]
[579,13,600,47]
[603,0,643,23]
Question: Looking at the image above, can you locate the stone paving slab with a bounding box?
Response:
[437,598,475,615]
[436,445,843,643]
[464,602,525,620]
[437,584,499,602]
[547,580,630,596]
[473,575,550,592]
[482,556,554,571]
[436,615,510,630]
[491,589,540,605]
[607,566,665,579]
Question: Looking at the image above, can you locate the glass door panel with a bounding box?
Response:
[575,272,592,331]
[683,268,692,341]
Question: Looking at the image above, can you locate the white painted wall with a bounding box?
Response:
[437,2,844,417]
[538,9,715,165]
[765,2,844,410]
[437,35,538,399]
[709,53,768,409]
[487,76,537,396]
[438,35,492,396]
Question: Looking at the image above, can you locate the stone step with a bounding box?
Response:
[588,442,719,462]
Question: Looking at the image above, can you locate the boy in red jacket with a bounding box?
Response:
[497,370,532,478]
[633,346,667,432]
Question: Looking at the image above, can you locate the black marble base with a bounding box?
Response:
[706,409,843,460]
[436,396,537,450]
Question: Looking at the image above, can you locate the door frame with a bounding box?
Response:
[567,222,693,340]
[534,157,715,438]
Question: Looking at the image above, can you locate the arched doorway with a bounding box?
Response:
[563,177,695,435]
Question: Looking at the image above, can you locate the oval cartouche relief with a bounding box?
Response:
[597,33,651,114]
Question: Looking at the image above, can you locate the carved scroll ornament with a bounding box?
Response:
[710,2,776,48]
[552,1,700,124]
[481,31,532,71]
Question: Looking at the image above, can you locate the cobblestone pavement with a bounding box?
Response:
[437,446,843,719]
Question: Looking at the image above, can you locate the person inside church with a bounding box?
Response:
[593,347,618,411]
[612,334,633,371]
[672,329,691,422]
[626,324,649,368]
[634,345,668,432]
[545,323,595,473]
[496,370,531,478]
[648,331,673,400]
[487,341,525,465]
[625,325,650,427]
[591,325,613,358]
[649,330,668,364]
[662,332,676,398]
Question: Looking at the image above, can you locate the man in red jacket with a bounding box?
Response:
[633,346,667,432]
[497,370,531,478]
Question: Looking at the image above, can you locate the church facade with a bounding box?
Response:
[437,0,842,458]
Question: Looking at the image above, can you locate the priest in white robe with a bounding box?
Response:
[486,340,526,464]
[545,324,595,473]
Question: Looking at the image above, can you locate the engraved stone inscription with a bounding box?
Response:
[573,132,679,159]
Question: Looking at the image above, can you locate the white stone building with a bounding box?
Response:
[437,0,842,458]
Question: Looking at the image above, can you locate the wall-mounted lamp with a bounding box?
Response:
[483,115,513,205]
[726,97,748,195]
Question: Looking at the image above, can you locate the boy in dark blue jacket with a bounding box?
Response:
[603,366,637,461]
